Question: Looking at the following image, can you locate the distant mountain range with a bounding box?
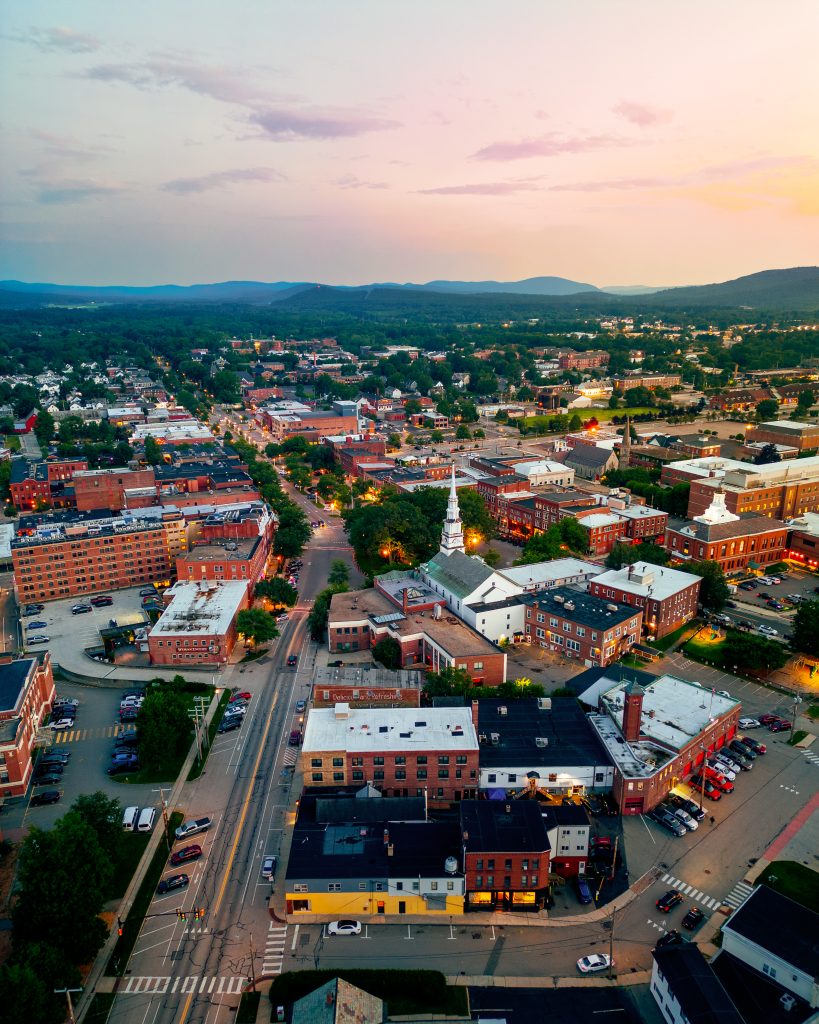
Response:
[1,266,818,310]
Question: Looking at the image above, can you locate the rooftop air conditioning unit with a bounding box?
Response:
[490,732,500,746]
[498,706,508,715]
[564,601,575,611]
[606,604,619,612]
[553,594,565,603]
[535,737,548,748]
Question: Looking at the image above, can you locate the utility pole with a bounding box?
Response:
[249,932,257,992]
[791,695,803,734]
[54,987,82,1024]
[188,706,203,763]
[698,744,706,817]
[152,786,172,850]
[608,906,615,980]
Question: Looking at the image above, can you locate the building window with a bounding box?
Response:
[395,755,406,765]
[352,770,364,781]
[438,755,450,765]
[374,756,385,766]
[374,770,384,781]
[417,769,427,780]
[333,772,344,782]
[332,757,343,767]
[476,858,483,870]
[311,758,322,768]
[417,755,427,765]
[328,883,341,892]
[430,881,438,891]
[438,769,449,779]
[486,876,494,887]
[312,773,323,782]
[476,875,482,887]
[352,757,363,767]
[396,769,406,780]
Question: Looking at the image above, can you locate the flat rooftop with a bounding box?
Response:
[599,673,739,752]
[499,557,601,589]
[302,704,478,754]
[149,580,247,638]
[0,658,34,714]
[312,664,422,692]
[180,536,260,563]
[588,711,675,777]
[524,586,639,631]
[374,571,440,609]
[461,800,551,855]
[476,697,612,769]
[590,561,700,600]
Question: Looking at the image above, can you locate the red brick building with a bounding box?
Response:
[523,587,642,666]
[461,800,551,912]
[10,458,89,511]
[557,350,610,371]
[327,586,506,686]
[73,467,156,512]
[175,503,274,591]
[301,702,479,804]
[686,455,819,520]
[148,580,249,666]
[12,510,187,603]
[574,510,629,556]
[0,653,57,798]
[589,562,701,640]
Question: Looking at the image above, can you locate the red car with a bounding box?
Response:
[769,719,791,733]
[704,767,734,794]
[741,736,766,754]
[690,774,721,800]
[170,844,202,866]
[758,714,778,725]
[230,692,251,703]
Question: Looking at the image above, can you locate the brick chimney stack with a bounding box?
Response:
[622,679,645,743]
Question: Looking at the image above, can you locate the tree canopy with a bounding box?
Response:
[686,560,730,611]
[236,608,279,646]
[791,599,819,657]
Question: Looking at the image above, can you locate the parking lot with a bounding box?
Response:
[5,678,158,833]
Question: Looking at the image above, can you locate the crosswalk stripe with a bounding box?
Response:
[118,976,247,995]
[680,884,693,895]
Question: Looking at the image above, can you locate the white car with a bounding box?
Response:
[50,718,74,730]
[577,953,613,973]
[28,635,50,646]
[758,625,778,637]
[261,855,277,880]
[739,717,760,729]
[756,576,773,586]
[326,920,361,936]
[673,808,698,831]
[710,758,736,781]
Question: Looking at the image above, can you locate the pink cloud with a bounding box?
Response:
[250,107,400,141]
[612,100,673,127]
[472,132,630,161]
[163,167,285,194]
[419,181,541,196]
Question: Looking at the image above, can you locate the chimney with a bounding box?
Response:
[402,588,409,615]
[383,828,390,845]
[622,680,645,743]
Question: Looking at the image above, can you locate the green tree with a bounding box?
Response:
[482,547,501,567]
[328,559,350,587]
[34,409,55,447]
[387,432,402,450]
[307,584,347,641]
[721,633,789,672]
[255,577,298,607]
[756,398,779,421]
[796,388,815,412]
[0,459,11,500]
[516,526,563,565]
[13,815,111,963]
[686,560,730,611]
[0,958,71,1024]
[753,443,781,465]
[423,666,474,698]
[455,424,471,439]
[372,636,402,670]
[791,599,819,656]
[557,516,589,555]
[430,429,444,443]
[236,608,279,646]
[568,413,584,431]
[608,392,622,409]
[143,435,163,465]
[605,541,669,569]
[70,792,122,856]
[137,688,193,773]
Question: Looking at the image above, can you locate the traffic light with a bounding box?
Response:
[117,917,123,937]
[195,907,205,920]
[176,909,187,921]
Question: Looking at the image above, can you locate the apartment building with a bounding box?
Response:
[176,503,274,590]
[557,350,610,371]
[9,458,89,511]
[589,561,701,639]
[523,587,642,666]
[148,579,249,666]
[12,509,186,603]
[0,653,57,798]
[686,454,819,520]
[301,702,480,804]
[744,418,819,453]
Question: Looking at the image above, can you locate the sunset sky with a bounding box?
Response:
[2,1,818,287]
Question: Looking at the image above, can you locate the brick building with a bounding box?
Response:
[564,445,619,481]
[10,458,89,511]
[583,669,741,815]
[301,702,480,803]
[589,561,701,640]
[744,419,819,453]
[574,510,629,555]
[12,509,187,603]
[148,579,249,666]
[523,587,642,666]
[686,454,819,520]
[611,372,682,391]
[175,503,274,591]
[557,350,610,371]
[327,587,506,686]
[666,492,787,574]
[0,653,56,799]
[310,665,422,709]
[461,800,551,913]
[73,466,156,512]
[608,502,668,543]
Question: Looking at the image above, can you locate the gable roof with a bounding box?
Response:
[565,446,617,468]
[293,977,384,1024]
[422,549,495,599]
[652,944,745,1024]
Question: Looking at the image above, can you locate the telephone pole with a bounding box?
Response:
[608,906,615,980]
[249,932,257,992]
[54,987,82,1024]
[152,786,172,850]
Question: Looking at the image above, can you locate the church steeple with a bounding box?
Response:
[440,464,465,554]
[620,415,631,469]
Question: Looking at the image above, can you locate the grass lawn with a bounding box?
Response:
[188,688,231,782]
[654,621,698,652]
[107,831,151,900]
[4,435,21,452]
[683,630,730,669]
[240,646,269,663]
[584,405,658,422]
[106,811,184,976]
[807,703,819,721]
[789,730,808,746]
[269,970,467,1018]
[756,861,819,914]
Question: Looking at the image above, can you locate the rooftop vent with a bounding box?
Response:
[490,732,500,746]
[535,737,548,748]
[537,697,552,710]
[498,706,508,716]
[606,603,620,612]
[564,601,575,612]
[553,594,565,604]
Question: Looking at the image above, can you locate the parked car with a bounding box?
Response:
[175,817,212,841]
[30,789,61,806]
[667,794,705,821]
[729,740,756,760]
[170,844,202,866]
[91,595,113,607]
[230,691,251,703]
[757,713,778,725]
[738,717,760,729]
[40,752,70,765]
[295,700,306,714]
[769,719,792,733]
[288,729,302,746]
[157,873,189,894]
[671,807,698,831]
[114,731,139,748]
[757,624,778,637]
[656,889,683,913]
[28,636,50,646]
[656,929,683,948]
[326,920,361,936]
[739,581,757,591]
[50,717,74,730]
[647,808,687,837]
[71,604,92,615]
[719,748,752,771]
[709,757,736,781]
[33,772,63,786]
[704,767,734,794]
[26,620,48,630]
[261,855,277,880]
[218,717,242,734]
[107,759,139,775]
[689,774,721,800]
[119,709,139,722]
[576,953,612,973]
[682,907,705,930]
[139,587,158,597]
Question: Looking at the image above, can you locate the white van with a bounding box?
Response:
[137,806,157,833]
[122,806,139,832]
